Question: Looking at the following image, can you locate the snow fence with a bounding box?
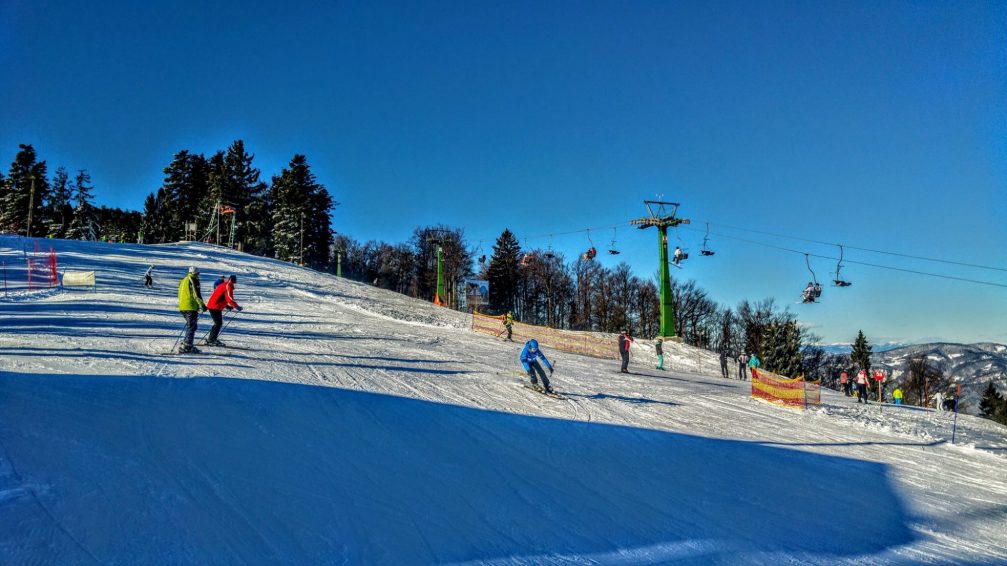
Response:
[471,312,617,360]
[751,368,822,409]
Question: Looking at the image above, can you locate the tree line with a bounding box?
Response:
[0,142,337,270]
[0,144,137,242]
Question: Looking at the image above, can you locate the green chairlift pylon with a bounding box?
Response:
[427,229,449,306]
[630,201,690,340]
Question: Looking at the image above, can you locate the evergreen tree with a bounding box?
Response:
[66,169,97,241]
[160,150,210,241]
[269,155,334,267]
[48,166,73,238]
[217,140,268,248]
[141,188,174,243]
[978,381,1007,425]
[486,229,522,314]
[851,330,872,373]
[765,318,803,376]
[1,144,50,236]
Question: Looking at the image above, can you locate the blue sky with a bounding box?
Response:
[2,1,1004,345]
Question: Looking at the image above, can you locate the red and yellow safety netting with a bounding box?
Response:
[471,312,618,360]
[751,368,822,409]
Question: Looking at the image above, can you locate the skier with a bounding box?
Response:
[855,368,870,403]
[177,266,207,353]
[144,265,154,288]
[672,246,684,266]
[802,282,816,303]
[655,337,665,371]
[719,350,729,378]
[203,274,242,346]
[213,275,226,291]
[520,339,555,394]
[747,353,761,380]
[893,387,903,406]
[618,330,633,373]
[737,352,749,380]
[839,371,849,396]
[503,312,514,341]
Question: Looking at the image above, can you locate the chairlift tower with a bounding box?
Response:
[428,229,449,306]
[630,200,690,340]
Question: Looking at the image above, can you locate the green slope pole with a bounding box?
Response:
[658,225,676,338]
[435,244,445,306]
[336,250,342,278]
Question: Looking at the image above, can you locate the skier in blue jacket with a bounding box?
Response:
[520,339,555,394]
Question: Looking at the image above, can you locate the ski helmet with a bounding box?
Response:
[188,266,199,275]
[528,339,539,350]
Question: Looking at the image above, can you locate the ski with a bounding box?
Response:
[522,384,566,400]
[199,343,252,350]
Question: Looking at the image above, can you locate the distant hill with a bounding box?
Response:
[870,343,1007,412]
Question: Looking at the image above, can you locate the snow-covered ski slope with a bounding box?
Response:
[1,237,1005,565]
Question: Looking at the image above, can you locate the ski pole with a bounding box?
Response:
[198,309,240,343]
[951,384,961,444]
[170,325,186,354]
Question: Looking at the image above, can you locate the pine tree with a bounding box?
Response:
[160,150,209,241]
[978,381,1007,425]
[765,319,803,376]
[66,169,97,241]
[486,229,522,314]
[48,166,73,238]
[851,330,872,373]
[1,144,50,236]
[269,155,334,267]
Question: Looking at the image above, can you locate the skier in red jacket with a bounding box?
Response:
[203,275,242,346]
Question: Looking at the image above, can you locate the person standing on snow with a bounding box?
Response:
[203,274,243,346]
[655,337,665,371]
[719,350,729,378]
[177,266,207,353]
[893,387,903,405]
[213,275,225,291]
[839,370,849,396]
[747,353,761,380]
[618,330,633,373]
[737,352,749,380]
[503,312,514,342]
[855,368,870,403]
[144,265,154,288]
[520,339,555,394]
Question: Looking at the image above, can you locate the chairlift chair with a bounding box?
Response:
[802,254,823,303]
[832,244,852,287]
[608,228,621,255]
[700,222,715,256]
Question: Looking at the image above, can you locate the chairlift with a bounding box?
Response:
[802,253,823,303]
[671,233,689,266]
[700,222,715,256]
[544,234,555,259]
[475,240,486,265]
[582,228,597,260]
[832,244,852,287]
[608,228,621,255]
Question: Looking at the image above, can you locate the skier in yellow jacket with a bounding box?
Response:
[177,266,207,353]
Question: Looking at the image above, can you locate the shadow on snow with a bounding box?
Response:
[0,372,920,564]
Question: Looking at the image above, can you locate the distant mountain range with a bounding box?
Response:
[816,342,1007,413]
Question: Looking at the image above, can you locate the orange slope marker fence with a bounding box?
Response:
[751,368,821,409]
[471,312,618,360]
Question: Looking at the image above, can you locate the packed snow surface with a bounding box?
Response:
[1,237,1005,565]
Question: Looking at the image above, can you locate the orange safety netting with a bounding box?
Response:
[751,368,822,409]
[471,313,618,360]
